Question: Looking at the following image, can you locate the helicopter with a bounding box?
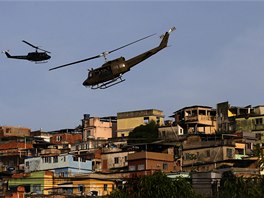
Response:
[49,27,176,89]
[2,40,51,63]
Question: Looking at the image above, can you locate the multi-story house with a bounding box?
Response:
[127,143,175,177]
[72,176,116,197]
[24,153,92,177]
[50,131,82,145]
[70,138,106,172]
[217,101,254,133]
[30,130,53,142]
[100,145,135,172]
[171,105,217,134]
[236,106,264,134]
[0,138,33,173]
[81,114,117,140]
[158,124,184,140]
[180,135,249,172]
[8,171,54,195]
[0,126,30,138]
[117,109,164,137]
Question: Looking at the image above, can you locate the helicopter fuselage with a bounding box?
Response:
[49,27,175,89]
[27,52,51,61]
[4,51,51,62]
[83,31,170,88]
[83,57,128,87]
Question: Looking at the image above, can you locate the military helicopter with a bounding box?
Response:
[49,27,176,89]
[2,40,51,63]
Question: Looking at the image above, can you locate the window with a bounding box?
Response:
[26,162,29,167]
[180,129,183,135]
[256,118,263,125]
[129,165,136,171]
[138,164,145,170]
[226,148,234,158]
[206,150,210,157]
[104,184,108,191]
[78,185,84,193]
[156,117,160,124]
[73,156,79,161]
[44,157,51,163]
[114,157,119,164]
[144,117,149,124]
[163,163,168,170]
[60,172,65,177]
[56,136,62,142]
[32,184,41,194]
[53,156,58,163]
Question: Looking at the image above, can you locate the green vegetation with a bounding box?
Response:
[128,121,159,144]
[109,171,201,198]
[219,171,264,198]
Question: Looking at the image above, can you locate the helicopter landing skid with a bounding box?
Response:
[91,76,125,90]
[34,61,48,64]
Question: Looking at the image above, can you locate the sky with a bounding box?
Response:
[1,1,264,131]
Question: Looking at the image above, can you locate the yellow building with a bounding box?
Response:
[73,178,116,196]
[117,109,164,137]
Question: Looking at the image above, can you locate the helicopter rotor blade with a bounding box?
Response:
[22,40,51,54]
[49,54,101,71]
[107,33,156,54]
[22,40,38,48]
[49,32,156,71]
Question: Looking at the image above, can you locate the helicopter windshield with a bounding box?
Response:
[88,66,112,79]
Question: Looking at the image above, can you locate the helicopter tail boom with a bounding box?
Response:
[2,50,11,58]
[125,26,176,69]
[159,27,176,48]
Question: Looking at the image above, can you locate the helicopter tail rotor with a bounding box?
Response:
[168,27,176,34]
[160,26,176,39]
[158,26,176,48]
[1,50,11,57]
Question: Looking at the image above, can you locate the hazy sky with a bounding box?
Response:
[1,1,264,131]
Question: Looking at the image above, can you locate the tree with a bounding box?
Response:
[219,171,263,198]
[127,121,159,144]
[110,171,201,198]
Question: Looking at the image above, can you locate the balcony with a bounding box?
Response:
[185,115,216,125]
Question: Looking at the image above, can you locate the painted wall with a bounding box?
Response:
[8,171,53,195]
[25,154,92,176]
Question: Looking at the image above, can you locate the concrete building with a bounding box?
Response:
[128,151,174,173]
[117,109,164,137]
[82,114,116,140]
[8,171,54,195]
[158,124,184,140]
[101,146,135,173]
[171,105,217,134]
[0,126,30,138]
[72,177,116,197]
[236,114,264,134]
[0,139,33,172]
[217,101,254,133]
[181,135,250,172]
[50,132,82,145]
[30,130,53,142]
[24,154,92,177]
